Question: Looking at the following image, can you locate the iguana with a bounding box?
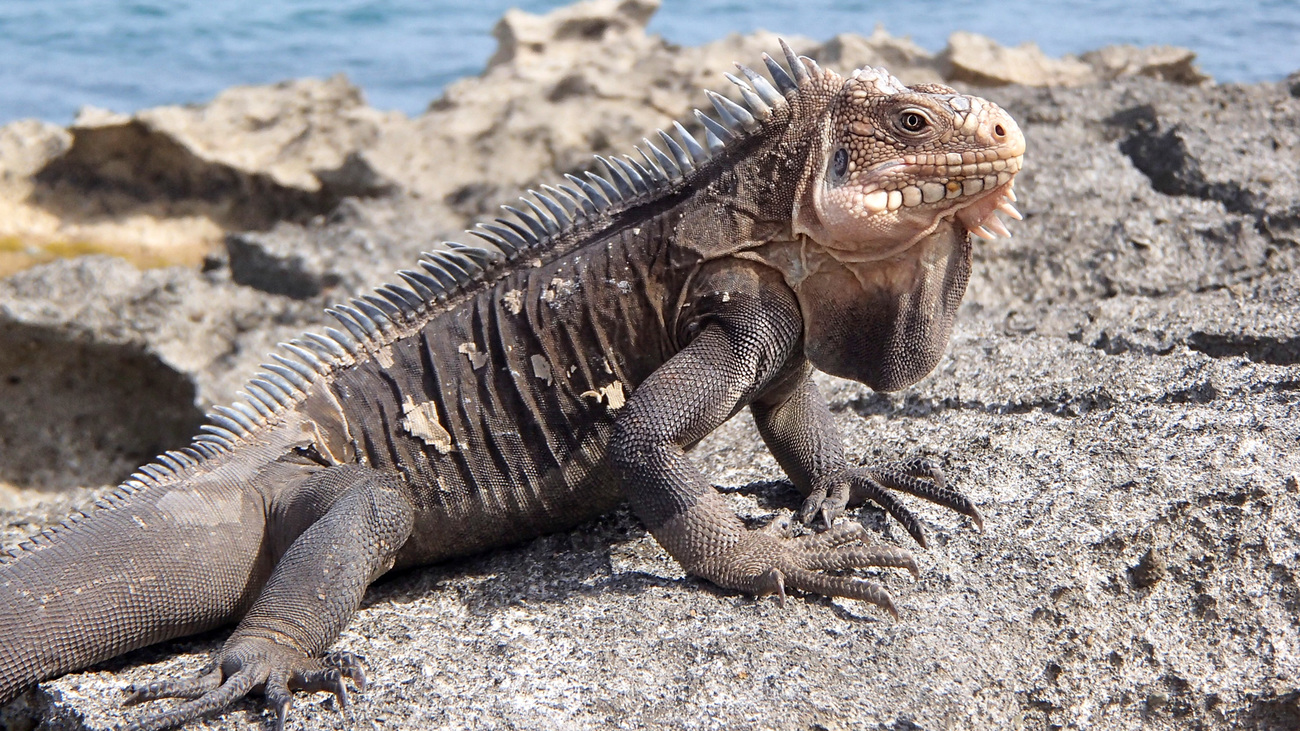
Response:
[0,42,1024,730]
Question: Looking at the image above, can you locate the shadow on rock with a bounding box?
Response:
[0,320,204,490]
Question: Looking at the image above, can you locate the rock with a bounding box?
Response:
[0,255,330,492]
[223,195,447,300]
[817,27,946,86]
[0,258,207,490]
[44,75,392,227]
[1082,45,1210,85]
[940,31,1097,87]
[1129,549,1167,588]
[313,150,395,199]
[486,0,660,70]
[224,229,339,300]
[939,33,1211,89]
[363,0,815,223]
[0,120,71,183]
[0,77,402,278]
[99,75,387,195]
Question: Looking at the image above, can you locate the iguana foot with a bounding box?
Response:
[123,640,365,731]
[715,521,918,617]
[799,458,983,547]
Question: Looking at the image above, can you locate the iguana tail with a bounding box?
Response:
[0,475,269,703]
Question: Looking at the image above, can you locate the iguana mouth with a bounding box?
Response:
[953,180,1022,239]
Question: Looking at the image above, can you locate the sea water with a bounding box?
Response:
[0,0,1297,125]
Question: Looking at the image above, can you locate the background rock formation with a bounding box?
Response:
[1,0,1296,728]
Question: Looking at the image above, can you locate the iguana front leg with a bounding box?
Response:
[124,464,414,731]
[609,273,916,614]
[751,366,983,547]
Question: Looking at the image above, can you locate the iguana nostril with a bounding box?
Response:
[995,124,1006,137]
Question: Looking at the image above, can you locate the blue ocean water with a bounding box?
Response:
[0,0,1297,126]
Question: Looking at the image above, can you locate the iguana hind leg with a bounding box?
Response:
[123,464,413,731]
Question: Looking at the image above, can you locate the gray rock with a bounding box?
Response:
[0,256,328,493]
[0,120,71,183]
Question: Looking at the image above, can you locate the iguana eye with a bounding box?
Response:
[830,147,849,180]
[899,111,928,133]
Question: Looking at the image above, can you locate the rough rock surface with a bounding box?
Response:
[1,0,1298,729]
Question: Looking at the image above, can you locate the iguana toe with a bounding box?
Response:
[711,526,917,617]
[121,639,365,731]
[802,460,983,545]
[124,668,221,705]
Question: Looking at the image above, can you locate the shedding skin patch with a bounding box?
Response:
[582,381,626,410]
[457,342,488,370]
[541,277,577,308]
[301,419,343,465]
[530,354,553,386]
[500,289,524,315]
[400,396,455,453]
[156,489,244,527]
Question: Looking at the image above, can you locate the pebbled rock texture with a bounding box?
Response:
[0,0,1297,729]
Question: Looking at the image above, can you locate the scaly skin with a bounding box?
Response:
[0,43,1024,730]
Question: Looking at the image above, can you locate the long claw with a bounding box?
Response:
[860,463,981,538]
[124,665,258,731]
[270,693,292,731]
[326,650,368,692]
[998,200,1023,220]
[820,503,836,529]
[293,666,352,712]
[802,543,919,577]
[899,458,946,489]
[124,644,369,731]
[857,482,927,548]
[879,591,899,620]
[769,567,787,607]
[334,676,351,711]
[798,492,824,525]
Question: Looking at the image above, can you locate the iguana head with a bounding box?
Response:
[795,68,1024,255]
[774,63,1025,391]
